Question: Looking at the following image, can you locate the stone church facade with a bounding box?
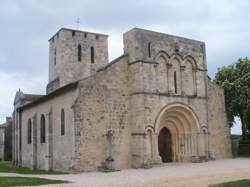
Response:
[12,28,232,172]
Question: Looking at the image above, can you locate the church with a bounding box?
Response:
[12,27,232,172]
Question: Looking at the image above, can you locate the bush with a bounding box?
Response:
[239,139,250,144]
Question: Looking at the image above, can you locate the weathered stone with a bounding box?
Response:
[12,27,232,173]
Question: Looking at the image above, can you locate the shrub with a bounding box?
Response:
[239,139,250,144]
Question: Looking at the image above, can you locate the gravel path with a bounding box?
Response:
[1,158,250,187]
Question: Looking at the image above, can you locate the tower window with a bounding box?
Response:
[84,33,87,38]
[72,31,75,36]
[54,48,56,65]
[27,119,32,144]
[91,47,95,63]
[174,71,177,94]
[96,35,99,40]
[78,44,82,62]
[61,109,65,136]
[148,42,151,57]
[40,114,46,143]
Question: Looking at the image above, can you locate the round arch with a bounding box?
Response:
[154,103,200,132]
[154,103,201,162]
[154,50,170,61]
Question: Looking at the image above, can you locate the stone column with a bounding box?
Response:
[32,113,37,169]
[45,111,53,171]
[48,109,53,171]
[153,132,162,164]
[18,111,22,166]
[105,129,114,171]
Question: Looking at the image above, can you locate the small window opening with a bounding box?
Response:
[61,109,65,136]
[174,71,177,94]
[148,42,151,57]
[72,31,75,36]
[40,114,46,143]
[27,119,32,144]
[91,47,94,63]
[96,35,99,40]
[84,33,87,38]
[54,48,56,65]
[78,44,82,62]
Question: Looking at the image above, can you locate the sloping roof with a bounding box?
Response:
[19,81,78,111]
[97,54,128,72]
[23,94,44,101]
[0,123,7,128]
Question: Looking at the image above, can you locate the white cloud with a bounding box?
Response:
[0,0,249,128]
[0,71,47,119]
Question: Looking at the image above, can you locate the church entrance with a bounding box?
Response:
[158,127,172,162]
[154,103,204,163]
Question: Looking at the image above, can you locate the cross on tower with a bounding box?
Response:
[76,17,80,30]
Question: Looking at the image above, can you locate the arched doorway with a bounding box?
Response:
[158,127,172,162]
[155,103,203,162]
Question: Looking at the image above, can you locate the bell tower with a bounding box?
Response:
[47,28,109,93]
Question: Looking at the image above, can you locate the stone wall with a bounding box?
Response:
[72,56,131,172]
[15,27,233,173]
[0,126,5,160]
[124,28,210,167]
[208,82,232,159]
[21,89,78,172]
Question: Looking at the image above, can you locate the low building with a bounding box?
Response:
[0,117,12,161]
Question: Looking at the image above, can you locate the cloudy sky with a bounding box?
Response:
[0,0,249,133]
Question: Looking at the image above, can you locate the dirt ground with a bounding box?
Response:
[0,158,250,187]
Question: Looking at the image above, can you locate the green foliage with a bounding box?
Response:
[243,102,250,139]
[0,161,66,175]
[209,179,250,187]
[215,57,250,139]
[0,176,68,186]
[239,139,250,144]
[231,134,242,140]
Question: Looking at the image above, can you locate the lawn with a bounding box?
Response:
[0,161,66,175]
[210,179,250,187]
[0,176,68,186]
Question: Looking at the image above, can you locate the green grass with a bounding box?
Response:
[0,161,66,175]
[0,176,68,186]
[210,179,250,187]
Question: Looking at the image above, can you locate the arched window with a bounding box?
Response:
[148,42,151,57]
[91,46,95,63]
[54,48,56,65]
[174,71,177,94]
[61,109,65,136]
[40,114,46,143]
[78,44,82,62]
[27,119,32,144]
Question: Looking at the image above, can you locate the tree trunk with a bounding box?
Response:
[239,113,246,140]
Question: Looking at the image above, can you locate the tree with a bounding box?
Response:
[243,101,250,139]
[214,57,250,140]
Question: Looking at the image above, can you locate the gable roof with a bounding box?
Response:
[18,81,78,111]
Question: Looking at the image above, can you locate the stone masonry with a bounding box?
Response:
[13,27,232,172]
